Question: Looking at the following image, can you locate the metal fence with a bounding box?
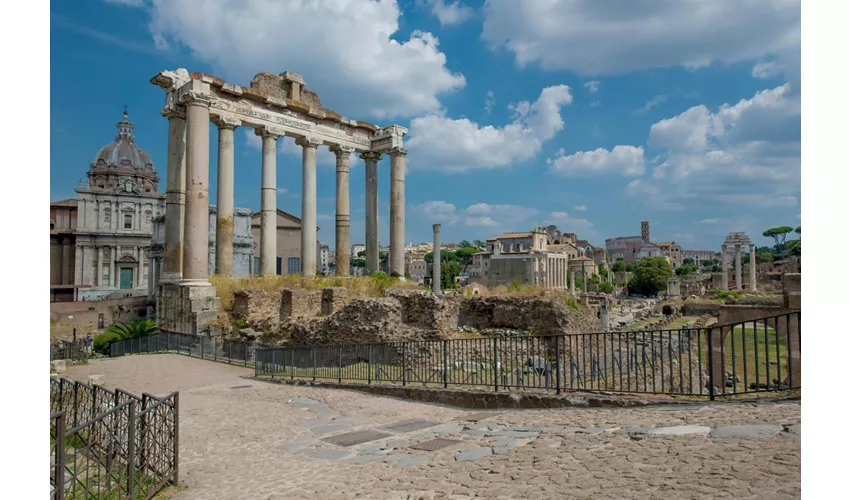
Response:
[254,311,800,399]
[109,331,264,366]
[50,377,178,500]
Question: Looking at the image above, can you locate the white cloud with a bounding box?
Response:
[481,0,800,79]
[548,145,645,177]
[407,85,573,172]
[427,0,474,26]
[589,100,601,108]
[752,61,783,79]
[584,81,600,93]
[145,0,465,118]
[547,211,597,236]
[634,95,667,115]
[243,129,335,165]
[484,90,495,114]
[415,201,539,230]
[629,83,800,209]
[573,205,587,212]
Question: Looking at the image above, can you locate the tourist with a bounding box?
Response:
[84,333,93,355]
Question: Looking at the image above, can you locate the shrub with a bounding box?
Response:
[105,319,159,340]
[93,331,120,355]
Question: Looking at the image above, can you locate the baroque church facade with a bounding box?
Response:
[73,110,165,300]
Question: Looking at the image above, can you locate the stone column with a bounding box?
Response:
[162,110,187,282]
[570,269,575,293]
[330,145,353,277]
[258,128,279,276]
[111,246,117,288]
[297,137,322,277]
[362,152,381,274]
[749,244,757,291]
[734,244,742,291]
[214,117,239,277]
[181,96,212,284]
[582,260,588,293]
[389,148,407,277]
[433,224,441,295]
[720,244,729,291]
[61,237,71,285]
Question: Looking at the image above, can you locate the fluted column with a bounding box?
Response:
[214,117,239,277]
[297,137,322,277]
[362,152,381,274]
[257,128,279,276]
[330,145,353,277]
[181,96,212,284]
[734,244,742,291]
[389,148,407,277]
[721,244,729,291]
[749,244,757,291]
[162,109,187,282]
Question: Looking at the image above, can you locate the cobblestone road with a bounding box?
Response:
[65,354,800,499]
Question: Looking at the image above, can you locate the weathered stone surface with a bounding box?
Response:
[381,419,440,433]
[649,425,711,436]
[410,438,462,451]
[384,289,458,336]
[50,359,67,373]
[709,424,782,439]
[322,430,392,447]
[311,449,351,460]
[233,289,281,332]
[788,424,801,437]
[456,447,492,462]
[280,288,322,320]
[321,287,348,316]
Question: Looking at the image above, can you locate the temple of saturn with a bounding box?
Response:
[720,232,757,291]
[150,69,408,334]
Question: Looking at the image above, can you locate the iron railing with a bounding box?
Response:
[109,332,264,367]
[50,377,178,499]
[253,311,800,399]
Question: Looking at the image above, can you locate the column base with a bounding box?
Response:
[156,282,220,336]
[159,272,183,285]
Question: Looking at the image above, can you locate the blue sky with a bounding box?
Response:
[50,0,801,251]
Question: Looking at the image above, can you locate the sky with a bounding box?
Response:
[50,0,801,252]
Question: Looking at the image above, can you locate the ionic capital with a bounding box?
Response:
[360,152,382,162]
[255,126,283,139]
[212,114,242,130]
[295,136,323,148]
[389,147,408,157]
[178,90,217,108]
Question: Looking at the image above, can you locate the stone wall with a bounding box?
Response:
[457,297,599,337]
[50,296,149,327]
[682,301,724,317]
[280,288,322,319]
[384,289,459,334]
[321,287,348,316]
[232,290,283,333]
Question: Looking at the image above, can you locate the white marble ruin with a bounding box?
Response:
[721,232,756,291]
[150,69,408,334]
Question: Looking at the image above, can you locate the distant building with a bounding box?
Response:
[350,244,366,259]
[607,220,681,268]
[683,250,719,266]
[249,209,318,275]
[469,227,571,289]
[319,244,330,274]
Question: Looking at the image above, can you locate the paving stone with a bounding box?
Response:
[490,438,518,448]
[392,456,429,468]
[648,425,711,436]
[788,424,801,437]
[381,419,441,433]
[322,430,393,447]
[430,424,464,434]
[576,427,618,435]
[311,424,352,436]
[344,454,385,464]
[456,447,493,462]
[709,425,782,439]
[383,453,411,462]
[277,441,315,452]
[455,412,502,422]
[410,438,462,452]
[484,430,540,438]
[505,426,571,433]
[311,449,351,460]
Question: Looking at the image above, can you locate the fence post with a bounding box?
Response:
[173,392,180,486]
[555,336,561,395]
[368,345,373,385]
[313,348,317,381]
[443,340,448,388]
[402,343,407,387]
[140,395,149,471]
[73,382,79,428]
[707,328,716,401]
[338,346,342,384]
[493,338,499,392]
[244,342,248,367]
[291,349,295,381]
[55,412,66,500]
[127,403,137,498]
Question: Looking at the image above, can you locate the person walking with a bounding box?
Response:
[84,333,93,356]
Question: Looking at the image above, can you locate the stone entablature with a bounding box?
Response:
[151,69,407,154]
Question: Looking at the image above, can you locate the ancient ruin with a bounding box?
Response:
[150,69,408,334]
[721,232,756,291]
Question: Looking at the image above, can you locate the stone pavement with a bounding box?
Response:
[65,354,801,499]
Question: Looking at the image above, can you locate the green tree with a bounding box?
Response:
[611,258,626,273]
[424,250,458,263]
[785,239,801,256]
[763,226,794,250]
[625,261,637,272]
[755,251,775,264]
[597,282,614,294]
[351,258,366,268]
[628,257,674,296]
[472,240,486,250]
[675,265,699,277]
[455,247,478,271]
[356,250,387,259]
[441,261,462,289]
[794,226,801,235]
[458,240,472,249]
[682,257,695,265]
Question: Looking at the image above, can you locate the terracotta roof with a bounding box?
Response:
[495,232,532,239]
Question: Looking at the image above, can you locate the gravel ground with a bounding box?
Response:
[64,354,801,500]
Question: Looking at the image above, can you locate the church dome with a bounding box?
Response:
[92,110,154,169]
